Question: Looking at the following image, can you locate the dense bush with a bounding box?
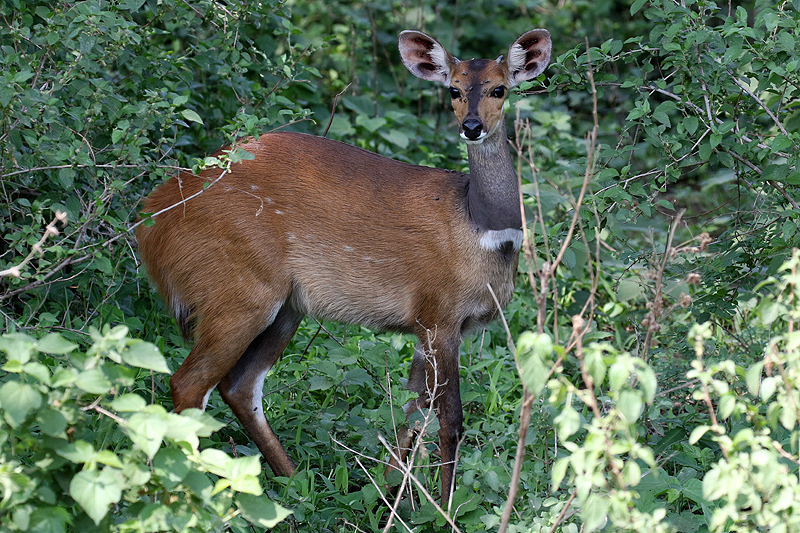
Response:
[1,0,799,531]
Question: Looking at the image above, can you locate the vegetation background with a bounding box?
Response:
[1,0,799,531]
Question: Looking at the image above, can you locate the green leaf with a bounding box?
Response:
[717,393,736,420]
[198,448,233,478]
[484,469,500,491]
[551,457,570,490]
[771,134,793,153]
[57,440,96,463]
[181,109,203,124]
[745,362,764,396]
[75,369,111,394]
[236,493,292,528]
[618,389,643,423]
[0,381,43,427]
[37,333,78,354]
[516,331,554,395]
[0,333,38,365]
[631,0,648,15]
[355,114,386,133]
[70,468,122,525]
[689,425,711,445]
[153,447,191,489]
[582,493,609,532]
[554,405,581,439]
[378,129,409,149]
[683,116,698,134]
[29,507,70,533]
[122,341,171,373]
[37,407,68,437]
[110,393,147,412]
[127,411,169,458]
[761,376,778,402]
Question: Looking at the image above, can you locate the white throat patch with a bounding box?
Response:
[479,228,523,251]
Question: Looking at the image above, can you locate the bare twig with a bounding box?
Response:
[323,82,353,138]
[640,209,685,361]
[547,490,578,533]
[0,211,68,278]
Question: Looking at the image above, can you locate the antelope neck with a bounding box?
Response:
[465,121,522,232]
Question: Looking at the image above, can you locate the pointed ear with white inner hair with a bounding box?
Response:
[398,30,459,86]
[504,29,552,88]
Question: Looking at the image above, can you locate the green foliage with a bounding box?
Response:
[2,0,800,531]
[0,326,290,532]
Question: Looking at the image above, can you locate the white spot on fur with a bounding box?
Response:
[265,198,273,205]
[286,232,296,241]
[480,228,523,251]
[201,388,213,410]
[275,209,283,215]
[343,246,354,252]
[250,368,271,412]
[250,185,259,190]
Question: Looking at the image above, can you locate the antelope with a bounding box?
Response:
[136,29,552,504]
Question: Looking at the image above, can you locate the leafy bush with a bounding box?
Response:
[0,326,290,532]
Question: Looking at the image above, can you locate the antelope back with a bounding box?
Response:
[137,133,488,338]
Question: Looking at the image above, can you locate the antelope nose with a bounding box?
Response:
[462,119,483,140]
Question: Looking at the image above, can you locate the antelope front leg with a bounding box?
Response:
[428,333,464,507]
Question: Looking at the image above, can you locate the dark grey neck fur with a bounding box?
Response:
[465,121,522,231]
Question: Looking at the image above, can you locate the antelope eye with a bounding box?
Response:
[491,86,506,98]
[449,87,460,99]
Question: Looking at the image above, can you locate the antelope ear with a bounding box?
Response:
[504,29,552,87]
[398,30,458,86]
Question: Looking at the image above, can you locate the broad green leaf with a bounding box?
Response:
[551,457,570,490]
[198,448,233,478]
[127,411,169,458]
[236,493,292,528]
[153,447,191,489]
[23,362,51,384]
[582,493,609,532]
[95,451,124,468]
[689,425,711,445]
[110,393,147,412]
[342,367,370,386]
[484,469,500,492]
[57,440,97,463]
[516,331,554,396]
[37,333,78,354]
[717,393,736,420]
[379,129,409,149]
[70,468,122,525]
[761,376,778,402]
[746,362,764,397]
[630,0,647,14]
[29,507,69,533]
[355,114,386,133]
[181,109,203,124]
[0,381,42,427]
[122,341,171,373]
[615,279,642,302]
[168,408,225,438]
[0,333,37,365]
[37,407,68,437]
[75,369,111,394]
[618,390,643,423]
[554,405,581,439]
